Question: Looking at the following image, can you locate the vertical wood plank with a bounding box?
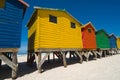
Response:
[104,50,106,57]
[35,52,41,73]
[53,52,55,61]
[69,52,72,59]
[75,51,83,64]
[62,52,67,67]
[12,52,18,79]
[48,54,50,63]
[0,59,1,69]
[92,51,97,60]
[27,52,30,63]
[86,51,89,62]
[38,52,42,73]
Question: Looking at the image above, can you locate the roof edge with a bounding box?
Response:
[18,0,29,7]
[109,33,117,39]
[27,6,83,27]
[96,29,109,37]
[81,22,97,31]
[34,6,65,11]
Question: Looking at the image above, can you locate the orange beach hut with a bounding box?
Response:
[81,22,97,49]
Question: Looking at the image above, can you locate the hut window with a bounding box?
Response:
[0,0,5,8]
[88,28,91,33]
[49,15,57,23]
[71,22,76,28]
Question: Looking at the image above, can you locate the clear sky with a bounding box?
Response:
[18,0,120,54]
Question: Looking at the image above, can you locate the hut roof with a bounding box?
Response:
[96,29,109,37]
[27,6,83,27]
[109,33,117,39]
[81,22,96,31]
[18,0,29,7]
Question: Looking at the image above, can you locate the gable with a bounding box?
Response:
[96,30,109,37]
[27,7,82,27]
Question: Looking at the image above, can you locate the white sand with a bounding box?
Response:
[1,54,120,80]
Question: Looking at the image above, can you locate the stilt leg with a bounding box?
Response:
[35,52,42,73]
[38,53,50,73]
[48,55,50,63]
[53,52,55,61]
[27,52,30,63]
[69,52,72,59]
[0,60,1,69]
[93,51,97,60]
[62,52,67,67]
[99,51,102,58]
[12,52,18,79]
[75,51,83,64]
[103,50,106,57]
[84,51,89,62]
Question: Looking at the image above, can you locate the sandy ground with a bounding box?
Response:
[0,54,120,80]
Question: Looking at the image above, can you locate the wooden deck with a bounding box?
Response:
[0,48,18,79]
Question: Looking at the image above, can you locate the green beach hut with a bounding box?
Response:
[96,29,110,49]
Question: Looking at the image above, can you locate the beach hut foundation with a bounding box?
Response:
[75,51,83,64]
[0,48,18,79]
[84,51,89,62]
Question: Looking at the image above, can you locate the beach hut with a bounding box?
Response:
[117,37,120,48]
[0,0,29,78]
[96,29,110,49]
[109,34,117,48]
[81,22,97,61]
[96,29,110,57]
[27,7,83,72]
[108,34,118,55]
[81,22,97,49]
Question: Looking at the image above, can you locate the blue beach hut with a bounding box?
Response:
[109,34,117,48]
[0,0,29,79]
[0,0,29,48]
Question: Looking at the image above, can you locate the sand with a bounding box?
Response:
[1,54,120,80]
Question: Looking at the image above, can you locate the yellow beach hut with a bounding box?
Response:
[27,7,83,72]
[117,37,120,48]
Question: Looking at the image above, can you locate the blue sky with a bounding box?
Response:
[18,0,120,54]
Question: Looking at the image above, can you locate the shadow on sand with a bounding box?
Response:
[0,56,95,79]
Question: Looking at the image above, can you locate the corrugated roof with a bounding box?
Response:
[81,22,97,31]
[96,29,109,37]
[109,33,117,39]
[27,6,83,27]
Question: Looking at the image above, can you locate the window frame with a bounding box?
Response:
[88,28,92,33]
[71,22,76,28]
[49,15,57,24]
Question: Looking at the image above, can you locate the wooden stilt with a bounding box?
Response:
[75,51,83,64]
[12,52,18,79]
[38,53,50,73]
[104,50,106,57]
[0,52,2,69]
[97,50,101,58]
[53,53,55,61]
[92,51,97,60]
[62,52,67,67]
[0,59,1,69]
[27,52,30,63]
[35,52,42,73]
[84,51,89,62]
[27,52,35,65]
[48,54,50,63]
[69,52,72,58]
